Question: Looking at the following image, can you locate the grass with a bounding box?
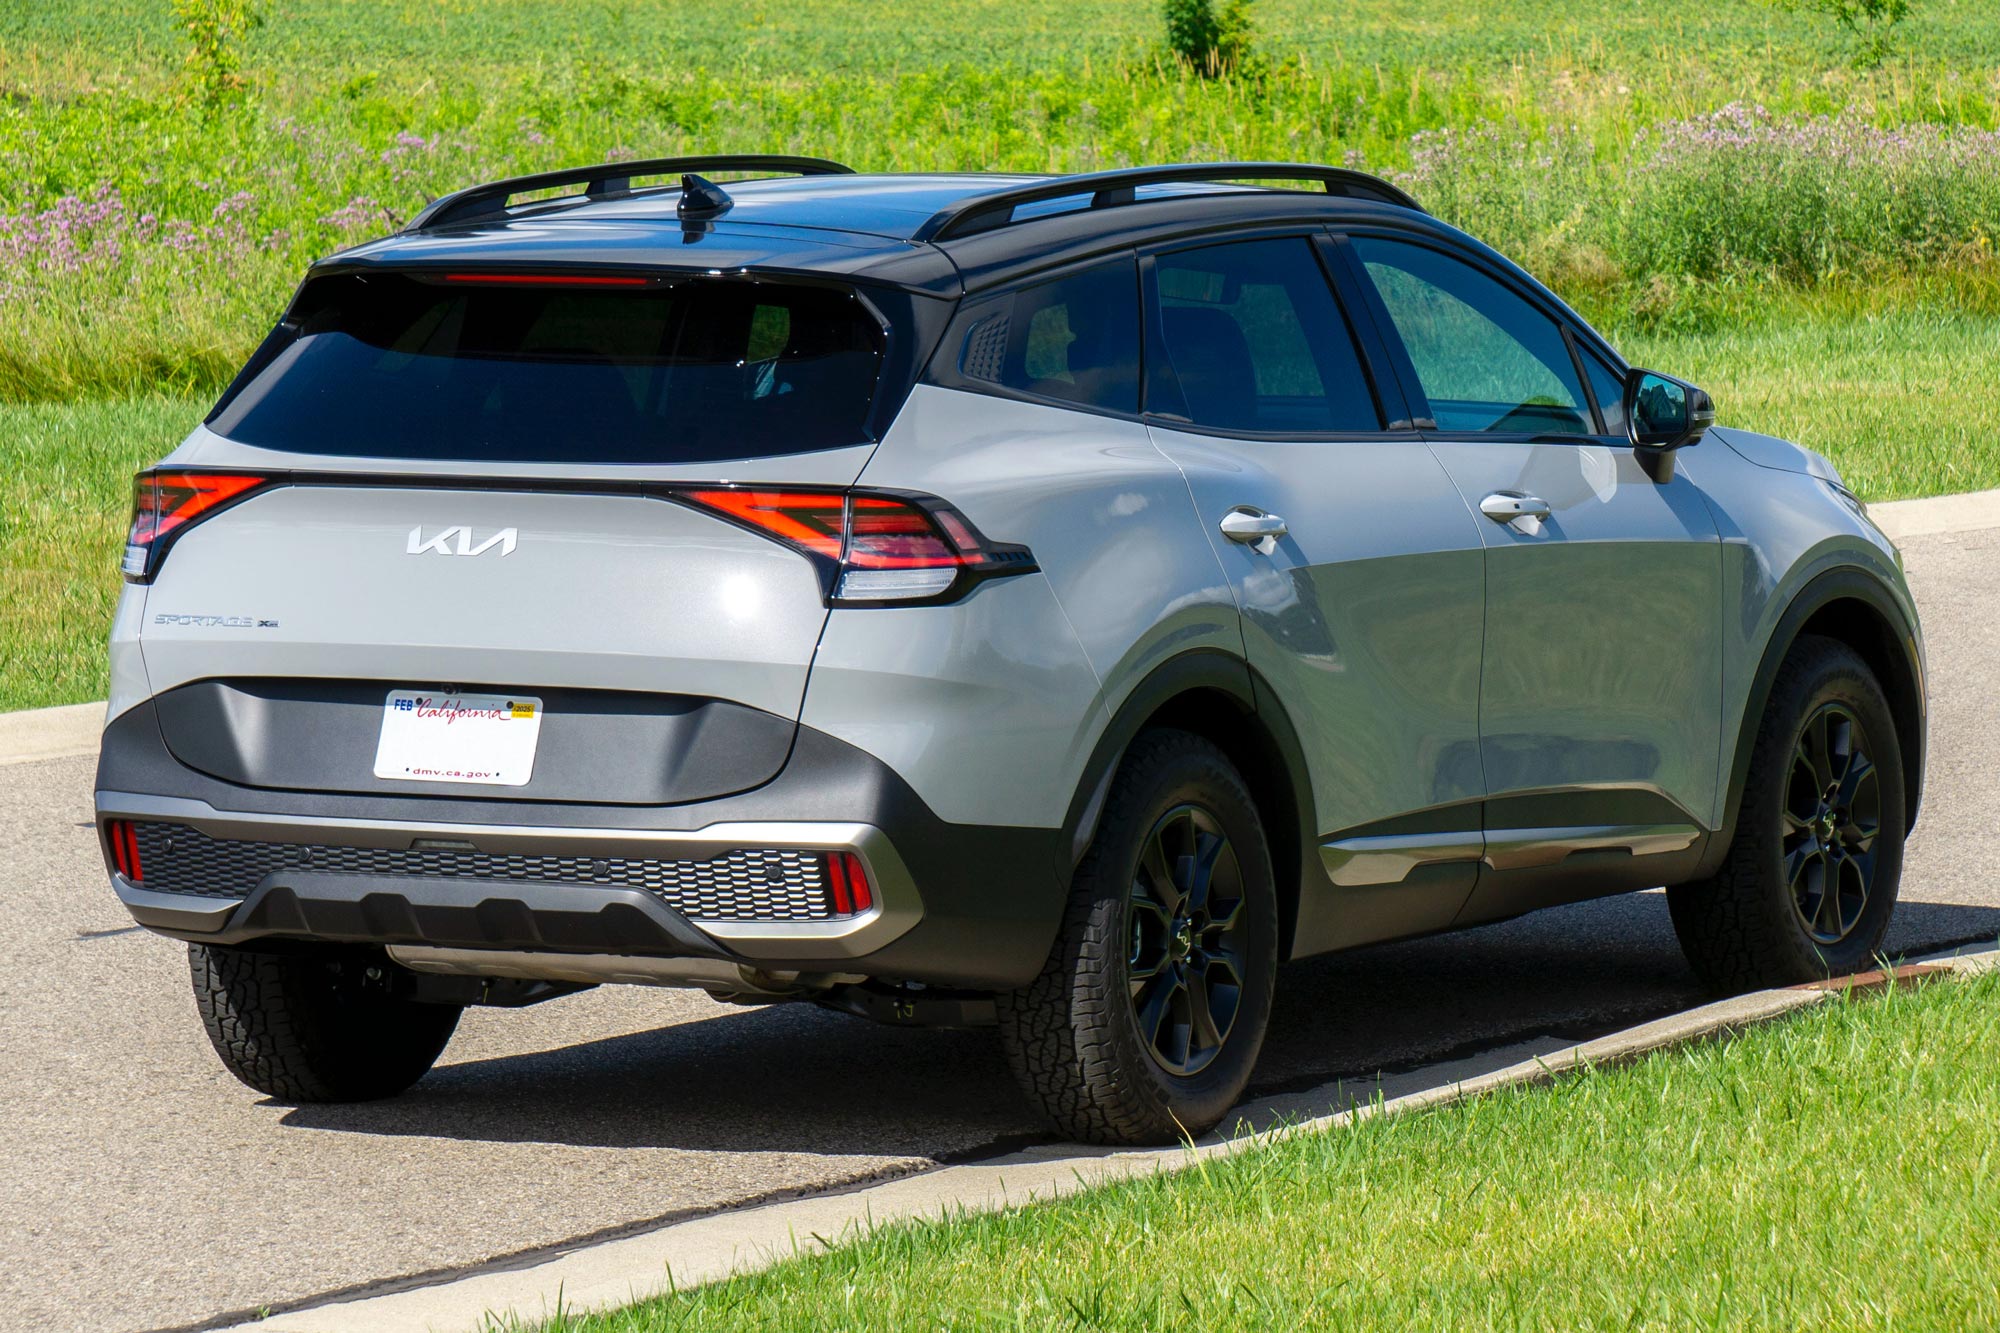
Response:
[1626,307,2000,500]
[0,394,200,712]
[527,972,2000,1332]
[4,1,2000,400]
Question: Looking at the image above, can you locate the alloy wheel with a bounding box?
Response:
[1783,702,1883,945]
[1125,804,1248,1076]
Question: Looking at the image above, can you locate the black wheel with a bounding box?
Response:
[1668,635,1906,991]
[189,944,462,1102]
[997,729,1278,1145]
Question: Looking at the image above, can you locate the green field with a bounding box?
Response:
[534,974,2000,1332]
[3,0,1998,709]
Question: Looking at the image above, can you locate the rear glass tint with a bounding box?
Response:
[955,259,1140,413]
[207,273,885,463]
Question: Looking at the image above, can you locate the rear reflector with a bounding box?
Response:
[106,820,143,882]
[824,851,874,917]
[123,471,272,581]
[674,487,1035,607]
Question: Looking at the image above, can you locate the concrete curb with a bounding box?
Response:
[0,701,101,767]
[1869,485,2000,541]
[228,946,2000,1333]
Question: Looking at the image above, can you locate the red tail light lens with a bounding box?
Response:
[824,851,874,916]
[105,820,143,882]
[679,489,847,560]
[673,488,1034,606]
[123,471,271,581]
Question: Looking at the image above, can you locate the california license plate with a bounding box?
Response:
[372,690,543,786]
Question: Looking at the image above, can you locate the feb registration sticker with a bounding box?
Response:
[373,690,543,787]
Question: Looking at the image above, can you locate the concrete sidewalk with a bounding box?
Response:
[0,701,99,766]
[233,947,2000,1333]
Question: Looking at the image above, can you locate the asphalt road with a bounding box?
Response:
[5,525,1998,1333]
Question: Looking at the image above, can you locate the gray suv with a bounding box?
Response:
[97,159,1925,1145]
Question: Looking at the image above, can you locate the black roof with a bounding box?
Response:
[323,158,1442,297]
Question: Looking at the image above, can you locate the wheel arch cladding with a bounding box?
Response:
[1061,650,1315,961]
[1722,568,1925,859]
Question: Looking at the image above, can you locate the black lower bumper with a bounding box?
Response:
[96,696,1070,991]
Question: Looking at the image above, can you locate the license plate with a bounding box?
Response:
[373,690,543,787]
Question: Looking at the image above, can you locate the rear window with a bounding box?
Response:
[207,273,885,463]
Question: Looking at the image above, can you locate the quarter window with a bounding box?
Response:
[1148,238,1382,434]
[1352,237,1592,436]
[957,259,1140,414]
[1581,349,1628,436]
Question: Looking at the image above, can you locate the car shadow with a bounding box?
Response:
[276,891,2000,1154]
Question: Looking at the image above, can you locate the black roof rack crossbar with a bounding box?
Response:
[912,162,1423,242]
[406,155,856,232]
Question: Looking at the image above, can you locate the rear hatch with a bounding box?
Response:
[131,268,894,805]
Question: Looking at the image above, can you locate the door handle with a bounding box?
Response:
[1479,492,1552,524]
[1219,507,1288,544]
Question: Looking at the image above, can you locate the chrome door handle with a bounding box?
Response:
[1219,508,1288,544]
[1479,492,1552,524]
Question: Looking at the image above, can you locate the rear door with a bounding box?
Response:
[1336,231,1723,920]
[1139,234,1490,952]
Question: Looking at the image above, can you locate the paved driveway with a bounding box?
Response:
[4,525,1997,1332]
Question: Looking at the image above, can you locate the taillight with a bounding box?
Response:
[824,851,874,916]
[105,820,143,882]
[122,471,272,581]
[675,488,1035,606]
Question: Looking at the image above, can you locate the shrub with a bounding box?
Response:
[1161,0,1258,77]
[170,0,266,108]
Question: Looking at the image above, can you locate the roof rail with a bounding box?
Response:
[405,155,856,233]
[912,162,1422,243]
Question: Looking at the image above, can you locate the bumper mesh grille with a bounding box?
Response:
[128,822,838,922]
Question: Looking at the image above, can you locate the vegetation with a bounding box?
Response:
[4,0,1999,401]
[530,973,2000,1332]
[1776,0,1917,68]
[2,0,1998,708]
[1161,0,1259,76]
[168,0,266,107]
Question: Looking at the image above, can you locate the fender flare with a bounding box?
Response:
[1700,564,1925,877]
[1058,648,1318,956]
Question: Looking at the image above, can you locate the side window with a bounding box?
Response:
[1580,349,1628,436]
[956,258,1140,413]
[1351,237,1591,436]
[1147,237,1382,435]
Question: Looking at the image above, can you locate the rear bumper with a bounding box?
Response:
[95,699,1069,990]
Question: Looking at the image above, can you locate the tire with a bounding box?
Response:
[188,944,462,1102]
[998,728,1279,1145]
[1668,634,1906,991]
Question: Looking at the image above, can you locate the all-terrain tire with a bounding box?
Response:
[1668,634,1906,992]
[997,728,1278,1145]
[189,944,462,1102]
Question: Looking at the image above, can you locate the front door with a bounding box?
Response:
[1339,232,1724,922]
[1140,234,1490,951]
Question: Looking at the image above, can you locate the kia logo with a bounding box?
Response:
[406,526,518,557]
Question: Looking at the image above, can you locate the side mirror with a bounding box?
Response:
[1623,369,1714,482]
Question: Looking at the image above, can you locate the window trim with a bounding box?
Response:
[1136,226,1416,445]
[921,252,1147,423]
[1332,225,1631,448]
